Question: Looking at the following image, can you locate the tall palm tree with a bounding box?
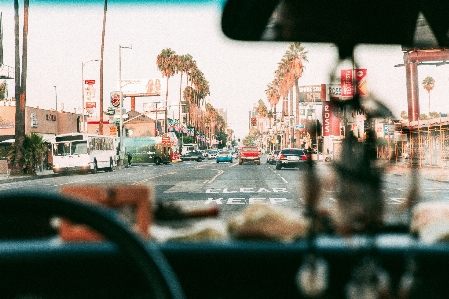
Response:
[183,85,194,125]
[98,0,107,135]
[157,48,179,133]
[256,99,268,117]
[177,54,192,124]
[11,0,28,175]
[265,81,280,122]
[422,76,435,117]
[0,12,7,102]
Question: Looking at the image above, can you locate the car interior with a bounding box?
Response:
[2,0,449,298]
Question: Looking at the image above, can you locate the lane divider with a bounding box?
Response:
[204,169,224,184]
[132,172,177,185]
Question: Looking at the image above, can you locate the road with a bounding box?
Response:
[1,155,448,229]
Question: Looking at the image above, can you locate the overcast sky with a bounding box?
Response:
[1,1,448,138]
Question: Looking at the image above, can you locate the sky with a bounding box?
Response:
[1,0,449,139]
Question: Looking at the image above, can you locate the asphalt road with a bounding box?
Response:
[1,156,448,229]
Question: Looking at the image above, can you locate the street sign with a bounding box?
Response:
[162,136,171,145]
[86,102,96,108]
[110,91,122,108]
[85,80,95,85]
[295,125,305,129]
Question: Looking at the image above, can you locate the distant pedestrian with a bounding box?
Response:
[127,152,132,166]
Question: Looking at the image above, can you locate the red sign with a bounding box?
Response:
[85,80,95,85]
[322,99,341,136]
[341,69,353,97]
[85,102,96,108]
[110,92,121,108]
[355,69,367,96]
[162,136,171,145]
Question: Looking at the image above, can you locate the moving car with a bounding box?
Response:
[266,150,280,164]
[275,148,308,170]
[216,151,233,163]
[180,151,204,162]
[238,146,261,165]
[2,1,449,299]
[207,150,218,159]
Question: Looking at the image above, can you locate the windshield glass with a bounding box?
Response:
[1,0,449,254]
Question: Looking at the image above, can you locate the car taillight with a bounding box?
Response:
[279,154,285,160]
[302,155,307,160]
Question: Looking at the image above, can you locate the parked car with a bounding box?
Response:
[275,148,308,170]
[180,151,204,162]
[216,151,233,163]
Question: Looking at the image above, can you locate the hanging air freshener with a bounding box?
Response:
[296,254,329,298]
[345,256,391,299]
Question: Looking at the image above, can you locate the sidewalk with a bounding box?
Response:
[383,162,449,183]
[0,168,56,183]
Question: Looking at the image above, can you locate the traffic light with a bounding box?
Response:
[251,117,256,126]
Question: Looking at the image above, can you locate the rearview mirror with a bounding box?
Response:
[222,0,449,57]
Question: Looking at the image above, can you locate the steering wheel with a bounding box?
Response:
[0,190,185,299]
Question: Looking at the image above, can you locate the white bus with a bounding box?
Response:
[51,133,118,174]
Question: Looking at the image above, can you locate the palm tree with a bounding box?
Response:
[0,12,7,102]
[98,0,107,135]
[157,48,179,133]
[183,85,195,125]
[177,54,192,124]
[285,42,307,123]
[11,0,28,175]
[9,133,46,175]
[256,99,268,117]
[422,76,435,117]
[265,81,280,121]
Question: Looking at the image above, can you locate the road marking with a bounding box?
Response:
[204,169,224,184]
[132,172,177,185]
[388,198,406,204]
[205,187,288,193]
[204,197,289,204]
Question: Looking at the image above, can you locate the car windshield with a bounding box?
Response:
[2,0,449,298]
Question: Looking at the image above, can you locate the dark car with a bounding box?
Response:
[180,151,204,162]
[275,148,308,170]
[267,150,280,165]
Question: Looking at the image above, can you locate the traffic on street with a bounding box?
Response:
[1,154,444,233]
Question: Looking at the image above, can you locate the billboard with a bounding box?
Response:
[120,78,164,96]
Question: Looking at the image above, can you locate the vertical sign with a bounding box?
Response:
[322,100,341,136]
[355,69,367,96]
[341,69,353,97]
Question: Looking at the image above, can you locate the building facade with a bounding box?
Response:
[0,102,81,142]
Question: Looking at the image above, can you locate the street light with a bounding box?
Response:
[53,86,57,110]
[81,59,99,132]
[119,44,132,166]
